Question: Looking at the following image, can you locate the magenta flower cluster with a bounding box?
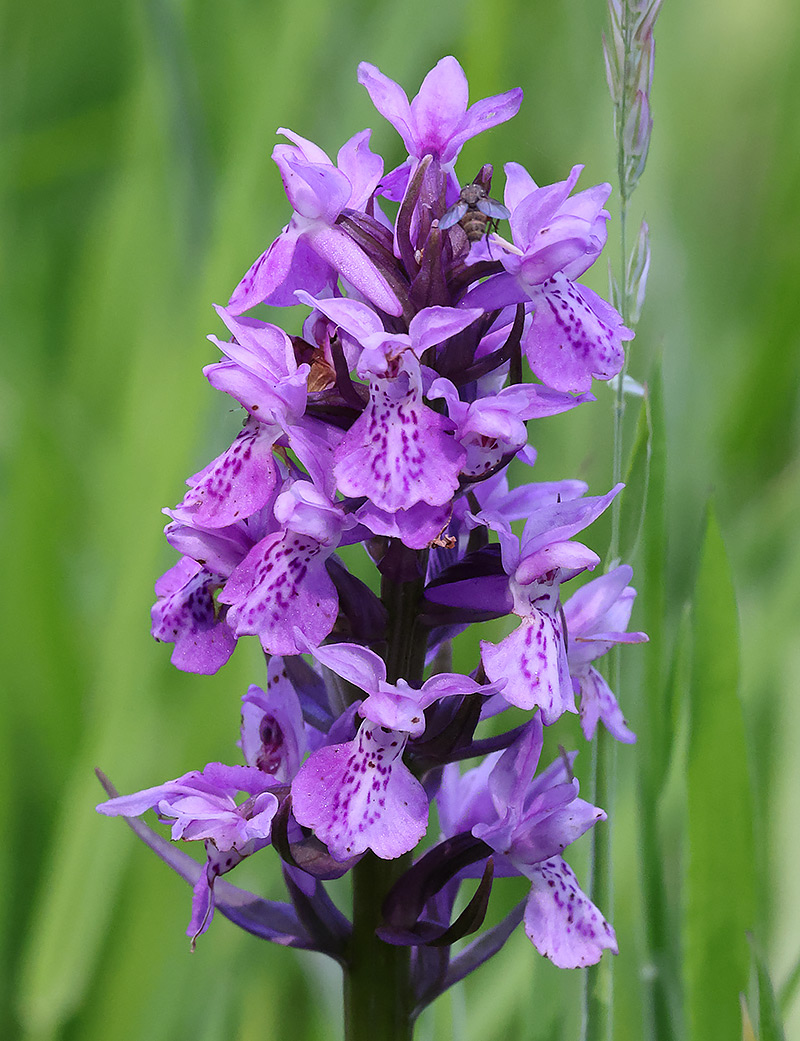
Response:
[98,57,645,995]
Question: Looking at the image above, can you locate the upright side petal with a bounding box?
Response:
[358,62,417,155]
[444,88,524,162]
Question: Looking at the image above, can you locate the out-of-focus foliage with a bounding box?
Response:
[2,0,799,1038]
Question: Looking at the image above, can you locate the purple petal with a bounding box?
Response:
[163,517,260,579]
[459,271,529,312]
[334,363,465,511]
[355,499,452,551]
[220,531,338,655]
[523,857,617,968]
[444,87,524,162]
[226,232,293,314]
[295,290,384,345]
[211,309,298,382]
[204,359,308,423]
[170,421,278,529]
[239,662,308,779]
[275,155,352,222]
[486,718,544,818]
[563,565,634,637]
[292,723,428,860]
[525,274,630,393]
[520,485,622,560]
[358,61,417,156]
[274,126,332,165]
[408,305,482,354]
[515,540,600,584]
[481,611,575,723]
[577,665,636,743]
[305,223,403,316]
[302,637,387,694]
[503,161,538,212]
[509,166,583,246]
[336,129,384,210]
[151,559,237,675]
[510,792,605,868]
[409,57,469,161]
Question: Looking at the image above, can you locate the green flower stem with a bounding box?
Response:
[344,545,429,1041]
[345,852,413,1041]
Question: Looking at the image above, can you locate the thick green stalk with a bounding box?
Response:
[345,852,413,1041]
[343,547,428,1041]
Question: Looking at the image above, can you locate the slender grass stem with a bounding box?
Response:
[583,8,637,1040]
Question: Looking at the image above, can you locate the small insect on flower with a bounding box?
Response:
[440,177,511,243]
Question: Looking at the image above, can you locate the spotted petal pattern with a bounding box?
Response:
[526,274,629,393]
[151,558,236,675]
[220,530,338,655]
[291,721,428,860]
[171,420,279,529]
[523,856,618,968]
[480,577,574,722]
[334,359,465,512]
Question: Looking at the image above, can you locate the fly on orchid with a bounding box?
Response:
[439,167,510,242]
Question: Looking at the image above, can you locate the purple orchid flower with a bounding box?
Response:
[462,163,633,393]
[228,128,401,317]
[219,479,355,656]
[429,376,592,478]
[358,57,522,199]
[439,718,617,968]
[289,635,500,860]
[296,292,480,518]
[563,564,647,742]
[102,54,650,998]
[97,762,281,941]
[476,485,622,722]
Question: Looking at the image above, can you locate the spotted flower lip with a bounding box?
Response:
[438,720,617,968]
[151,557,237,675]
[291,720,429,861]
[219,483,351,656]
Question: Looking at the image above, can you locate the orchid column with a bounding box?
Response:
[97,57,646,1040]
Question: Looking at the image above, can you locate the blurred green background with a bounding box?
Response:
[3,0,799,1038]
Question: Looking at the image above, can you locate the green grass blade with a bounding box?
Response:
[749,935,787,1041]
[685,505,756,1040]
